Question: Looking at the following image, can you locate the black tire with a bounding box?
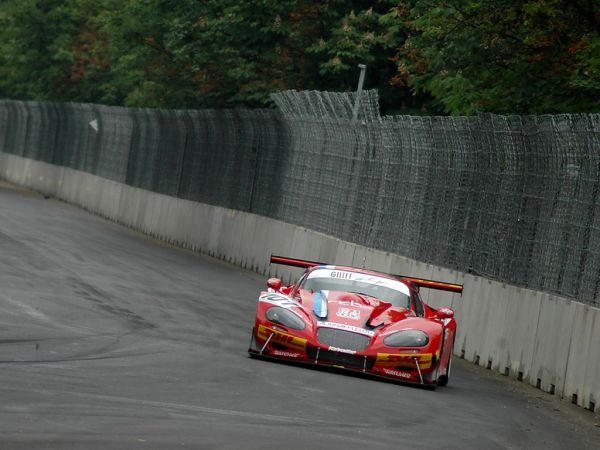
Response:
[437,358,451,386]
[248,328,260,357]
[437,339,454,386]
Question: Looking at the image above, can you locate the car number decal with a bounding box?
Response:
[259,293,299,308]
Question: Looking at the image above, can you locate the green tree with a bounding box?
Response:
[0,0,597,113]
[92,0,194,107]
[0,0,78,100]
[308,1,433,114]
[0,0,115,103]
[92,0,320,108]
[387,0,600,114]
[0,0,420,110]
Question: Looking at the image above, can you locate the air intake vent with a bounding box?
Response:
[317,327,370,351]
[307,347,374,370]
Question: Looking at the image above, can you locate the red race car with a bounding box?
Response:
[249,255,462,387]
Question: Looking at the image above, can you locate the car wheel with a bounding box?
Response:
[437,359,451,386]
[437,341,454,386]
[248,328,260,356]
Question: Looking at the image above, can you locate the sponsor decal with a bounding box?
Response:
[318,321,375,337]
[257,325,307,351]
[328,346,356,355]
[331,271,352,280]
[336,307,361,320]
[338,300,370,309]
[353,275,387,285]
[307,269,410,296]
[273,350,301,358]
[382,368,412,379]
[376,352,433,370]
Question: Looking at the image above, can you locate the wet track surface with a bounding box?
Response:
[0,181,599,449]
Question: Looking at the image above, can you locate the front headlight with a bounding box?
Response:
[383,329,429,347]
[266,307,305,330]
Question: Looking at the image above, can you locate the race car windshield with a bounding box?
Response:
[301,269,411,308]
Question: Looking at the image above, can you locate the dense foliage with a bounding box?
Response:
[0,0,597,114]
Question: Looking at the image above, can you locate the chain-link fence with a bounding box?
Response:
[0,101,287,214]
[0,94,599,306]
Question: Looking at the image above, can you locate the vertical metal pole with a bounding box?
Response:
[260,332,274,355]
[414,358,424,384]
[352,64,367,121]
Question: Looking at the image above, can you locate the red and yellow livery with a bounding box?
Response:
[248,255,462,387]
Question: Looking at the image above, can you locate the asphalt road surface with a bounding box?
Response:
[1,180,599,450]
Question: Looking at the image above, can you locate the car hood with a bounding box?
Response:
[299,289,415,329]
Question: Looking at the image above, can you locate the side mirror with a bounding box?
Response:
[267,278,282,291]
[437,307,454,319]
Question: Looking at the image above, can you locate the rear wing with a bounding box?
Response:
[395,276,463,294]
[270,254,463,294]
[270,255,322,269]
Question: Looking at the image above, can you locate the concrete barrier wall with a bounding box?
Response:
[1,151,598,411]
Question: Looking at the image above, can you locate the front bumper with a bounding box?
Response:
[248,326,438,386]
